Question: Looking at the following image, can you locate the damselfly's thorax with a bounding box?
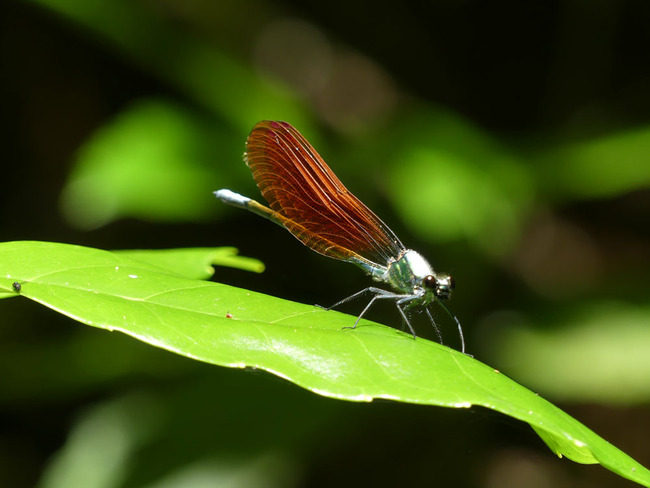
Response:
[383,249,455,304]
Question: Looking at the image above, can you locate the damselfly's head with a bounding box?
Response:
[423,273,455,301]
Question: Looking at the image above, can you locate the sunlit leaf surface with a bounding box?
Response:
[1,241,648,486]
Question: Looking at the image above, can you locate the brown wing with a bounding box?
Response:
[244,120,405,267]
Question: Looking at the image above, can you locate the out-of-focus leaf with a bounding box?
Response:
[538,126,650,200]
[485,302,650,404]
[1,241,649,486]
[38,389,302,488]
[386,111,533,255]
[60,100,221,229]
[38,393,162,488]
[116,247,265,280]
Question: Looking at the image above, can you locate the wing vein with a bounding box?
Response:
[244,121,405,267]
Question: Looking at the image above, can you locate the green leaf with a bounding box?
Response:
[115,247,265,280]
[1,241,648,487]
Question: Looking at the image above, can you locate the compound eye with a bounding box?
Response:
[423,275,437,289]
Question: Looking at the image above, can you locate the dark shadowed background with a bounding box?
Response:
[2,1,650,487]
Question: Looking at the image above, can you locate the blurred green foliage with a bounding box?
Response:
[538,126,650,200]
[3,0,650,487]
[61,100,223,228]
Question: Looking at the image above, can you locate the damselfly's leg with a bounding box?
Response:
[424,306,444,345]
[317,287,393,311]
[436,300,466,354]
[320,287,419,334]
[395,295,422,339]
[343,289,408,330]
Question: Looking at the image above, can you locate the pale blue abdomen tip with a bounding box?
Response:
[214,189,250,207]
